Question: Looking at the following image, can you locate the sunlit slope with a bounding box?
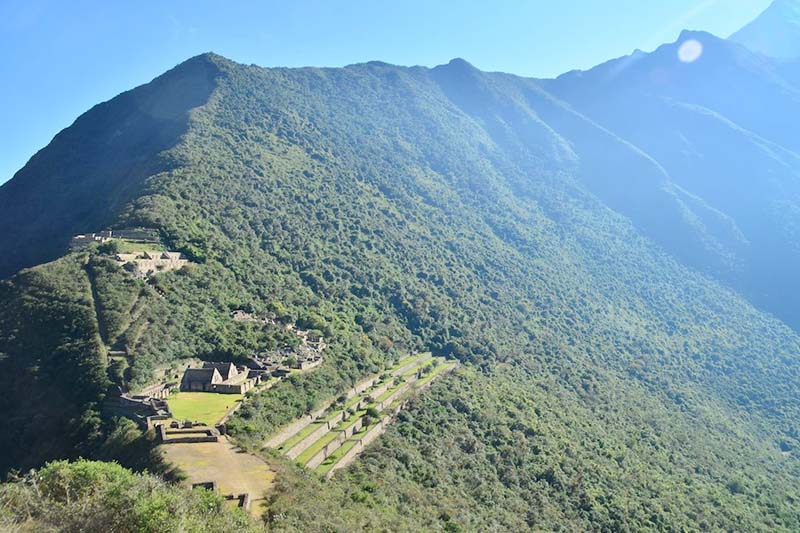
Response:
[0,54,220,279]
[1,51,800,530]
[731,0,800,59]
[546,30,800,330]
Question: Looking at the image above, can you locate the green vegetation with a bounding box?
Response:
[414,361,457,389]
[295,431,340,465]
[341,392,365,411]
[277,421,325,454]
[277,353,448,472]
[338,409,367,431]
[392,353,420,369]
[315,440,358,477]
[375,384,402,403]
[1,51,800,531]
[167,392,243,426]
[100,238,167,254]
[0,460,259,532]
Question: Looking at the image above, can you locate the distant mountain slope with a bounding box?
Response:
[731,0,800,58]
[545,30,800,330]
[1,52,800,530]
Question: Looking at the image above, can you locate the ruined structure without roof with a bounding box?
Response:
[69,231,112,250]
[114,250,188,279]
[69,227,159,251]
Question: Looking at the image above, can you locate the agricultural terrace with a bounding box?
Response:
[107,238,166,253]
[265,352,458,477]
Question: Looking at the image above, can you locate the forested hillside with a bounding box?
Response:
[1,46,800,531]
[547,30,800,331]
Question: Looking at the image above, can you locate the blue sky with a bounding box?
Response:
[1,0,771,185]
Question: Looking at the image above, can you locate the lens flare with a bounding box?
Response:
[678,39,703,63]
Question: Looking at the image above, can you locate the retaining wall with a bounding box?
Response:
[377,376,418,410]
[322,362,459,478]
[348,374,381,398]
[265,372,379,449]
[326,416,392,479]
[305,432,348,469]
[391,352,431,377]
[264,401,330,449]
[287,409,347,459]
[413,363,459,395]
[365,380,392,402]
[341,417,364,439]
[158,424,219,444]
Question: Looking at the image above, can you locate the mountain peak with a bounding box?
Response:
[444,57,478,71]
[730,0,800,58]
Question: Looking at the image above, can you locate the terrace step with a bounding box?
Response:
[390,352,432,377]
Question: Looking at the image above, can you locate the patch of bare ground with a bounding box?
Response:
[159,436,275,517]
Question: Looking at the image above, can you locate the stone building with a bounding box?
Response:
[180,362,258,394]
[69,231,112,250]
[181,368,224,391]
[114,250,188,279]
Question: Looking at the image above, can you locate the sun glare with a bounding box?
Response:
[678,39,703,63]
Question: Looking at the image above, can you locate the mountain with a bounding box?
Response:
[545,30,800,331]
[731,0,800,58]
[0,55,220,279]
[1,49,800,530]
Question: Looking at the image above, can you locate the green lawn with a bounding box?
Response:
[391,353,420,371]
[376,383,403,403]
[315,439,358,476]
[278,420,325,453]
[167,392,242,426]
[110,238,166,253]
[338,409,366,431]
[414,361,456,389]
[296,431,342,465]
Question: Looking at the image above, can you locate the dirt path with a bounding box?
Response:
[83,260,109,346]
[159,436,275,517]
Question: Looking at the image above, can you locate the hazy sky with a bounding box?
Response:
[0,0,771,185]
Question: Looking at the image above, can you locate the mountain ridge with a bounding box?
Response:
[731,0,800,58]
[0,53,222,279]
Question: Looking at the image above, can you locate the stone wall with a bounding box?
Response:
[264,401,330,449]
[305,432,348,469]
[325,415,393,479]
[265,372,379,449]
[299,358,323,371]
[158,424,220,444]
[286,410,346,459]
[377,376,418,410]
[136,382,174,399]
[265,414,316,449]
[323,363,459,478]
[214,378,255,394]
[286,422,332,460]
[413,363,459,395]
[391,352,432,377]
[365,379,393,403]
[103,392,171,430]
[349,373,381,397]
[341,417,364,439]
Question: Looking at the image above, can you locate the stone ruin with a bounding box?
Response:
[114,250,188,279]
